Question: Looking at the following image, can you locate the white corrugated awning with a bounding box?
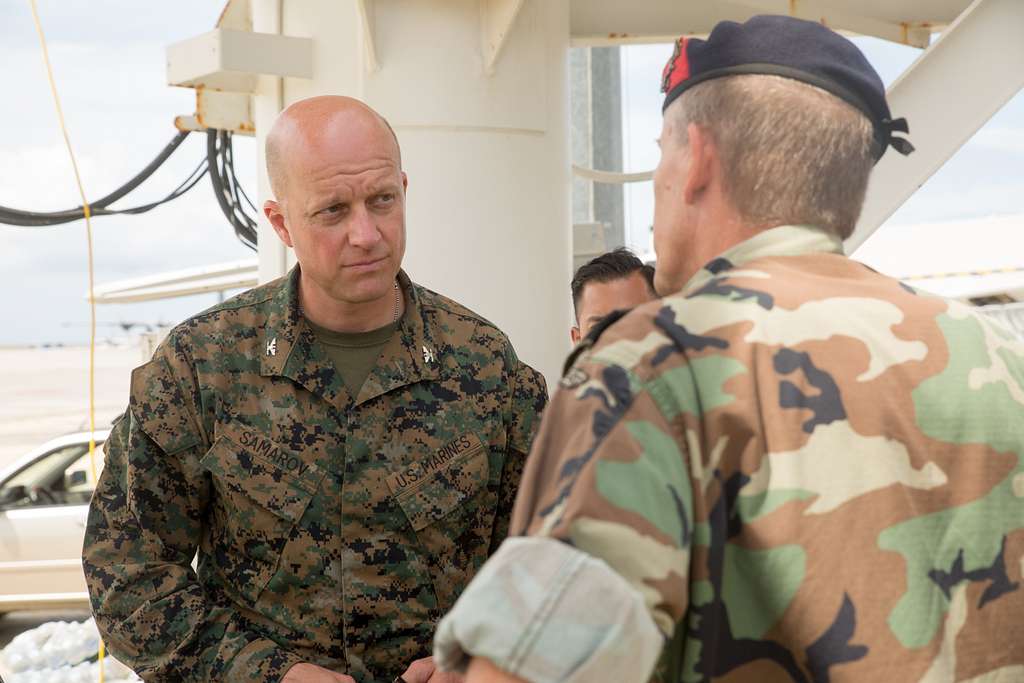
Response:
[88,259,258,304]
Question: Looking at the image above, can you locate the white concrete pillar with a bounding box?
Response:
[254,0,572,386]
[252,0,290,284]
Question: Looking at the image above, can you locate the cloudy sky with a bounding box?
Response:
[1,3,1022,346]
[0,1,255,346]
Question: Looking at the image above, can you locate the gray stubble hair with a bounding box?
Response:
[668,74,875,240]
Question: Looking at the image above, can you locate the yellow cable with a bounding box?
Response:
[27,2,105,681]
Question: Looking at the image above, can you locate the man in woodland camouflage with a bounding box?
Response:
[83,96,547,683]
[434,15,1024,683]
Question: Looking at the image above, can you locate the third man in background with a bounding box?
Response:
[570,248,657,344]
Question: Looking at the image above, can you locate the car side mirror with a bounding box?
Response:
[67,470,89,487]
[0,485,28,509]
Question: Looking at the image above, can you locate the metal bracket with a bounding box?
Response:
[739,0,932,47]
[195,90,255,136]
[480,0,526,76]
[167,28,313,93]
[356,0,380,73]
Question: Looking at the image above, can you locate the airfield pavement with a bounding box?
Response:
[0,344,140,471]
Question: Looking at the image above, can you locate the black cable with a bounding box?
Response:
[208,131,243,244]
[224,140,247,213]
[2,127,260,253]
[207,130,258,250]
[0,160,207,226]
[86,130,191,208]
[225,136,259,241]
[0,131,192,226]
[103,159,209,216]
[236,179,258,214]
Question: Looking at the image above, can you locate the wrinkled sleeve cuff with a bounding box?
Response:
[224,638,306,682]
[434,537,665,683]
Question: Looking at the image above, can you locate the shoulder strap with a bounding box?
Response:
[561,308,631,376]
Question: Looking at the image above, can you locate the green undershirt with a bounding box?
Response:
[307,319,400,396]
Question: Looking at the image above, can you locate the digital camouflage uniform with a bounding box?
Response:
[435,225,1024,682]
[83,268,547,682]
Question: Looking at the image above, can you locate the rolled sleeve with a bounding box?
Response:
[434,537,664,683]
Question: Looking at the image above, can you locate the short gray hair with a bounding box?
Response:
[668,74,875,239]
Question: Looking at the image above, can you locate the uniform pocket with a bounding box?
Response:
[390,435,491,610]
[200,431,325,603]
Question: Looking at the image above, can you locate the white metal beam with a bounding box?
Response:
[480,0,526,75]
[730,0,931,47]
[251,0,289,284]
[356,0,380,73]
[569,0,965,46]
[573,164,653,183]
[571,0,746,44]
[167,28,313,93]
[216,0,252,31]
[848,0,1024,251]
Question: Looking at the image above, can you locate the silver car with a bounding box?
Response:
[0,430,109,614]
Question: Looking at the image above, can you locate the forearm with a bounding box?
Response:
[465,657,529,683]
[84,499,303,680]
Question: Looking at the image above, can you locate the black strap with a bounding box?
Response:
[562,308,631,376]
[881,117,915,157]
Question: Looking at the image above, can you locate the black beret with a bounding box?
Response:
[661,15,914,161]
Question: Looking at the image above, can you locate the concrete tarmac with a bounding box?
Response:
[0,345,140,471]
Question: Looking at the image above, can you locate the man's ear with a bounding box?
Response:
[264,200,293,248]
[570,326,581,345]
[401,171,409,193]
[683,122,715,205]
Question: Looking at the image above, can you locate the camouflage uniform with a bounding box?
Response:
[435,224,1024,682]
[83,268,547,683]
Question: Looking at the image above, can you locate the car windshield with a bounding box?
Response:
[0,441,104,508]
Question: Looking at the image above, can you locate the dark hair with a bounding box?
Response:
[571,248,656,318]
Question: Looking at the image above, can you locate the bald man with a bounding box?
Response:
[83,97,547,683]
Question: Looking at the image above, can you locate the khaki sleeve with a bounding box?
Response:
[515,356,693,636]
